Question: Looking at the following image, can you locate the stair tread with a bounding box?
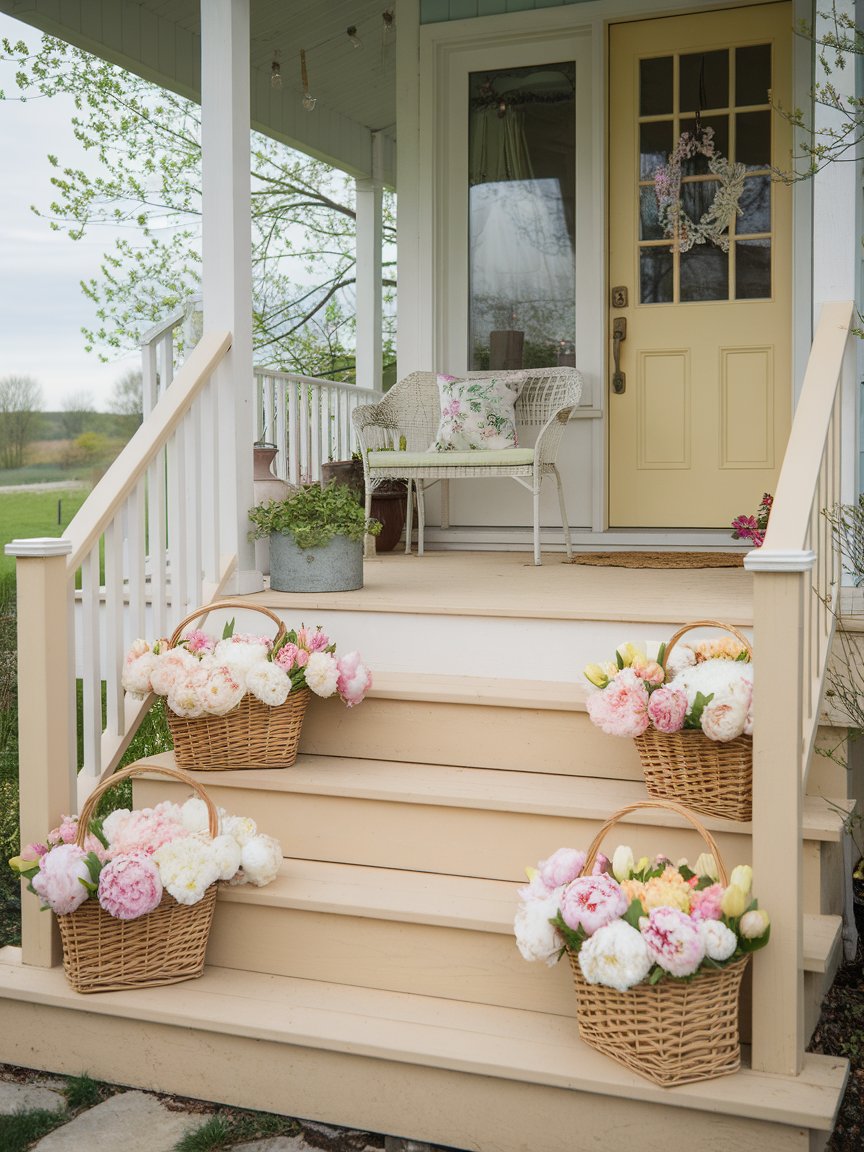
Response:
[0,950,843,1129]
[136,751,850,839]
[367,671,590,711]
[222,859,839,973]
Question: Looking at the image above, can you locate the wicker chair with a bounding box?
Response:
[352,367,583,565]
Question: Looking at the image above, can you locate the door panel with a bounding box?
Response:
[608,3,792,528]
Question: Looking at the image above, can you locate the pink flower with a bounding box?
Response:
[701,685,750,742]
[22,842,48,860]
[98,852,163,920]
[647,686,688,733]
[538,847,586,891]
[31,844,91,915]
[336,651,372,707]
[639,906,705,976]
[296,626,330,653]
[592,853,611,875]
[47,815,80,846]
[585,669,650,738]
[274,643,300,672]
[560,873,628,936]
[294,648,309,669]
[688,883,724,921]
[183,629,214,655]
[632,658,665,687]
[104,802,185,857]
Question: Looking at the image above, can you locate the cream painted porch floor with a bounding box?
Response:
[252,549,753,627]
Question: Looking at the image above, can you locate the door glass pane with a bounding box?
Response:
[737,111,771,168]
[640,247,674,303]
[640,121,672,179]
[640,56,673,116]
[680,180,719,226]
[468,63,576,369]
[736,44,771,106]
[737,175,771,234]
[680,245,729,301]
[640,186,664,240]
[680,50,728,112]
[679,116,729,175]
[736,239,771,298]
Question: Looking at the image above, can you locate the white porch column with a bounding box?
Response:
[812,0,861,502]
[355,165,384,391]
[201,0,261,592]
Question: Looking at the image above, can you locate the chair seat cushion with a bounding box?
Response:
[368,448,535,469]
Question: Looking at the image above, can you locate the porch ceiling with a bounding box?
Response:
[0,0,396,181]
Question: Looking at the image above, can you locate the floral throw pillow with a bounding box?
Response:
[430,373,524,451]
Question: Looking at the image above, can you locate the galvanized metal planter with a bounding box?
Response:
[269,532,363,592]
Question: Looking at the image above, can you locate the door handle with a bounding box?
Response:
[612,317,626,394]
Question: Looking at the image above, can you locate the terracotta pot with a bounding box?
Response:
[371,481,408,553]
[252,444,294,577]
[321,459,364,504]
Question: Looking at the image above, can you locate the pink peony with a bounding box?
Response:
[639,906,705,976]
[689,883,724,921]
[31,844,91,915]
[585,669,650,738]
[560,872,629,936]
[632,658,665,686]
[104,802,185,857]
[701,685,750,742]
[336,651,372,707]
[98,852,163,920]
[183,629,215,655]
[274,643,300,672]
[538,847,587,891]
[647,686,688,734]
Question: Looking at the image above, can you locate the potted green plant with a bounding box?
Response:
[249,481,380,592]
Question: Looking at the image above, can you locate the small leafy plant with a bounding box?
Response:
[731,492,773,548]
[249,481,380,550]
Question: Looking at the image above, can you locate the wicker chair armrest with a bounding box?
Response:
[533,402,577,465]
[352,405,402,458]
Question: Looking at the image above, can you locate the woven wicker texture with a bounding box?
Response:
[570,799,748,1086]
[58,764,220,993]
[635,620,753,822]
[165,600,310,771]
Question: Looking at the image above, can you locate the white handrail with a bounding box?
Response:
[745,300,855,1077]
[254,368,385,485]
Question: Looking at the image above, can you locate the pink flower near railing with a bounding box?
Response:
[731,493,773,548]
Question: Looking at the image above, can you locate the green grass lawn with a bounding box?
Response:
[0,489,89,579]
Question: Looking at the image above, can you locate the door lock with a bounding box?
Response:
[612,317,627,394]
[611,285,629,309]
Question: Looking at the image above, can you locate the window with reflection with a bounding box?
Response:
[637,44,773,305]
[468,63,576,369]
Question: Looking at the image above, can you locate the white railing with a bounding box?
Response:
[139,297,202,417]
[745,300,855,1076]
[8,331,235,967]
[254,368,384,485]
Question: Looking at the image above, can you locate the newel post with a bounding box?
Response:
[5,539,75,967]
[745,548,812,1075]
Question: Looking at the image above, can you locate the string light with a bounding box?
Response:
[346,25,362,48]
[270,51,282,90]
[300,48,316,111]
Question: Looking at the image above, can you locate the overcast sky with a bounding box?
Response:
[0,12,139,411]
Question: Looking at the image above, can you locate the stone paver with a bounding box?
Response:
[233,1138,311,1152]
[0,1079,66,1115]
[30,1090,207,1152]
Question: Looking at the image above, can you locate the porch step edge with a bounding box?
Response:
[0,955,845,1131]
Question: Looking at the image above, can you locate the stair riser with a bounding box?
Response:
[208,902,578,1017]
[136,778,836,893]
[301,697,643,778]
[0,999,813,1152]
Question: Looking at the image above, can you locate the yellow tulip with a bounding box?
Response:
[695,853,719,881]
[729,865,753,896]
[584,663,610,689]
[8,855,26,873]
[612,845,634,882]
[721,883,749,918]
[616,642,645,668]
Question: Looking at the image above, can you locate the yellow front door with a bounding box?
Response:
[608,3,792,528]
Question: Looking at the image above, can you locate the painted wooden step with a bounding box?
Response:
[207,859,843,1025]
[133,753,848,909]
[299,673,647,779]
[0,950,844,1152]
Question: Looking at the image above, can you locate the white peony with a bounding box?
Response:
[214,637,270,674]
[514,892,563,966]
[166,669,208,718]
[698,918,739,962]
[246,662,291,708]
[239,834,283,886]
[304,650,339,698]
[578,920,652,991]
[700,685,750,742]
[667,658,753,710]
[153,836,220,905]
[664,644,697,679]
[180,797,211,836]
[149,647,198,697]
[121,645,158,698]
[220,813,258,846]
[207,834,243,881]
[195,664,246,716]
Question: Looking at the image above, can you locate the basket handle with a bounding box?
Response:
[581,799,729,887]
[661,618,752,673]
[75,764,219,847]
[168,599,287,651]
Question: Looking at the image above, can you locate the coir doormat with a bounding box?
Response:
[568,551,746,569]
